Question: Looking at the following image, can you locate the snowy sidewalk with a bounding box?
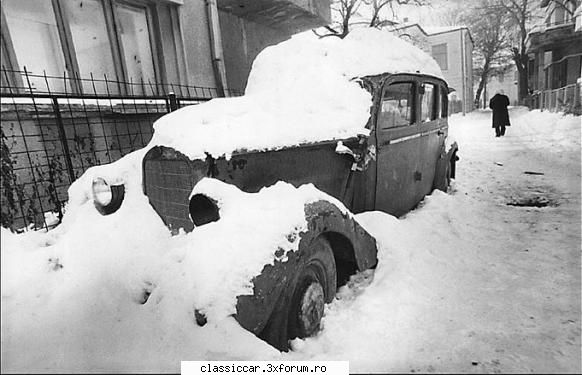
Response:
[1,108,580,373]
[287,108,581,373]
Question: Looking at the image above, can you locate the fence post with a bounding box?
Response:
[168,92,179,112]
[51,98,76,183]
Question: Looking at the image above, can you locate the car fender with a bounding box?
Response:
[235,199,377,336]
[433,140,459,191]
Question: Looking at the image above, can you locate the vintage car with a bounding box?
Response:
[88,31,458,351]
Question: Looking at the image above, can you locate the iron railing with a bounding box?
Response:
[529,83,581,114]
[1,67,243,98]
[1,68,241,232]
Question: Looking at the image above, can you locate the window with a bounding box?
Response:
[543,51,553,68]
[553,5,565,25]
[431,43,448,71]
[435,86,442,118]
[441,86,448,118]
[2,0,68,92]
[1,0,183,95]
[379,82,414,128]
[420,83,436,122]
[62,0,117,93]
[115,2,156,94]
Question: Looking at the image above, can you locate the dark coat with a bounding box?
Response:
[489,94,511,128]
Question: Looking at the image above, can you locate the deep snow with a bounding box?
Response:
[150,28,443,161]
[286,108,582,373]
[1,108,580,373]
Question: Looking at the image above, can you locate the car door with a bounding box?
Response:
[374,76,421,216]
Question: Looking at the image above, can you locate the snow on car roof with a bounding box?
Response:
[150,28,444,161]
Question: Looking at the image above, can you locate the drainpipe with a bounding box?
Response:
[205,0,230,97]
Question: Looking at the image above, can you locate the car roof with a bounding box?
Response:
[149,30,446,161]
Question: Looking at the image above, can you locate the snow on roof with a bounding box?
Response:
[150,28,444,161]
[423,25,468,34]
[391,23,429,35]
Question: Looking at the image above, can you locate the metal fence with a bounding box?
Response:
[1,68,239,232]
[529,83,581,115]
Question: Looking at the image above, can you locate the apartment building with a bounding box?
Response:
[526,0,581,113]
[1,0,331,95]
[392,23,474,114]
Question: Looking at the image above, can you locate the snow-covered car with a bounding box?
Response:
[77,29,458,351]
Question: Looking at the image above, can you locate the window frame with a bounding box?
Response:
[378,80,417,129]
[1,0,185,95]
[431,43,448,71]
[1,0,77,92]
[0,6,23,90]
[441,85,449,118]
[419,82,438,123]
[110,0,161,94]
[52,0,83,93]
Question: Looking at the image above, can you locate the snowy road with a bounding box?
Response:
[287,108,581,373]
[1,108,580,373]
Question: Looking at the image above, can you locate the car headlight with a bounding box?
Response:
[92,177,124,215]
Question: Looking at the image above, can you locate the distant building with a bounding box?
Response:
[0,0,331,95]
[391,23,474,115]
[526,0,581,114]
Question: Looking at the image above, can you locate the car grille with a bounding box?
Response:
[143,146,204,234]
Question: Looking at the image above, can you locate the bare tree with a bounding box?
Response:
[439,10,465,26]
[318,0,364,38]
[320,0,430,38]
[366,0,429,28]
[463,0,513,107]
[493,0,541,103]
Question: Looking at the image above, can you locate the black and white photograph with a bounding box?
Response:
[1,0,581,373]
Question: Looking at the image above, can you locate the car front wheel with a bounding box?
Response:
[260,236,337,350]
[287,238,336,339]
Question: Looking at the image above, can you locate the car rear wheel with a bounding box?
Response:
[444,160,452,190]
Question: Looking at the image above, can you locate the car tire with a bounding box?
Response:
[287,237,337,340]
[444,160,452,191]
[260,236,337,350]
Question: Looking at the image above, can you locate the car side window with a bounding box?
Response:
[435,85,442,119]
[420,83,436,122]
[441,86,449,118]
[379,82,414,129]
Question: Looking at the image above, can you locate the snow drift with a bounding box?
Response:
[2,109,580,373]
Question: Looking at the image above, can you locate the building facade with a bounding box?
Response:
[0,0,331,95]
[392,24,474,115]
[0,0,331,231]
[526,0,581,114]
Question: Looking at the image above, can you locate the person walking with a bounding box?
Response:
[489,90,511,137]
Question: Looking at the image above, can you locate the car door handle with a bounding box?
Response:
[437,130,445,136]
